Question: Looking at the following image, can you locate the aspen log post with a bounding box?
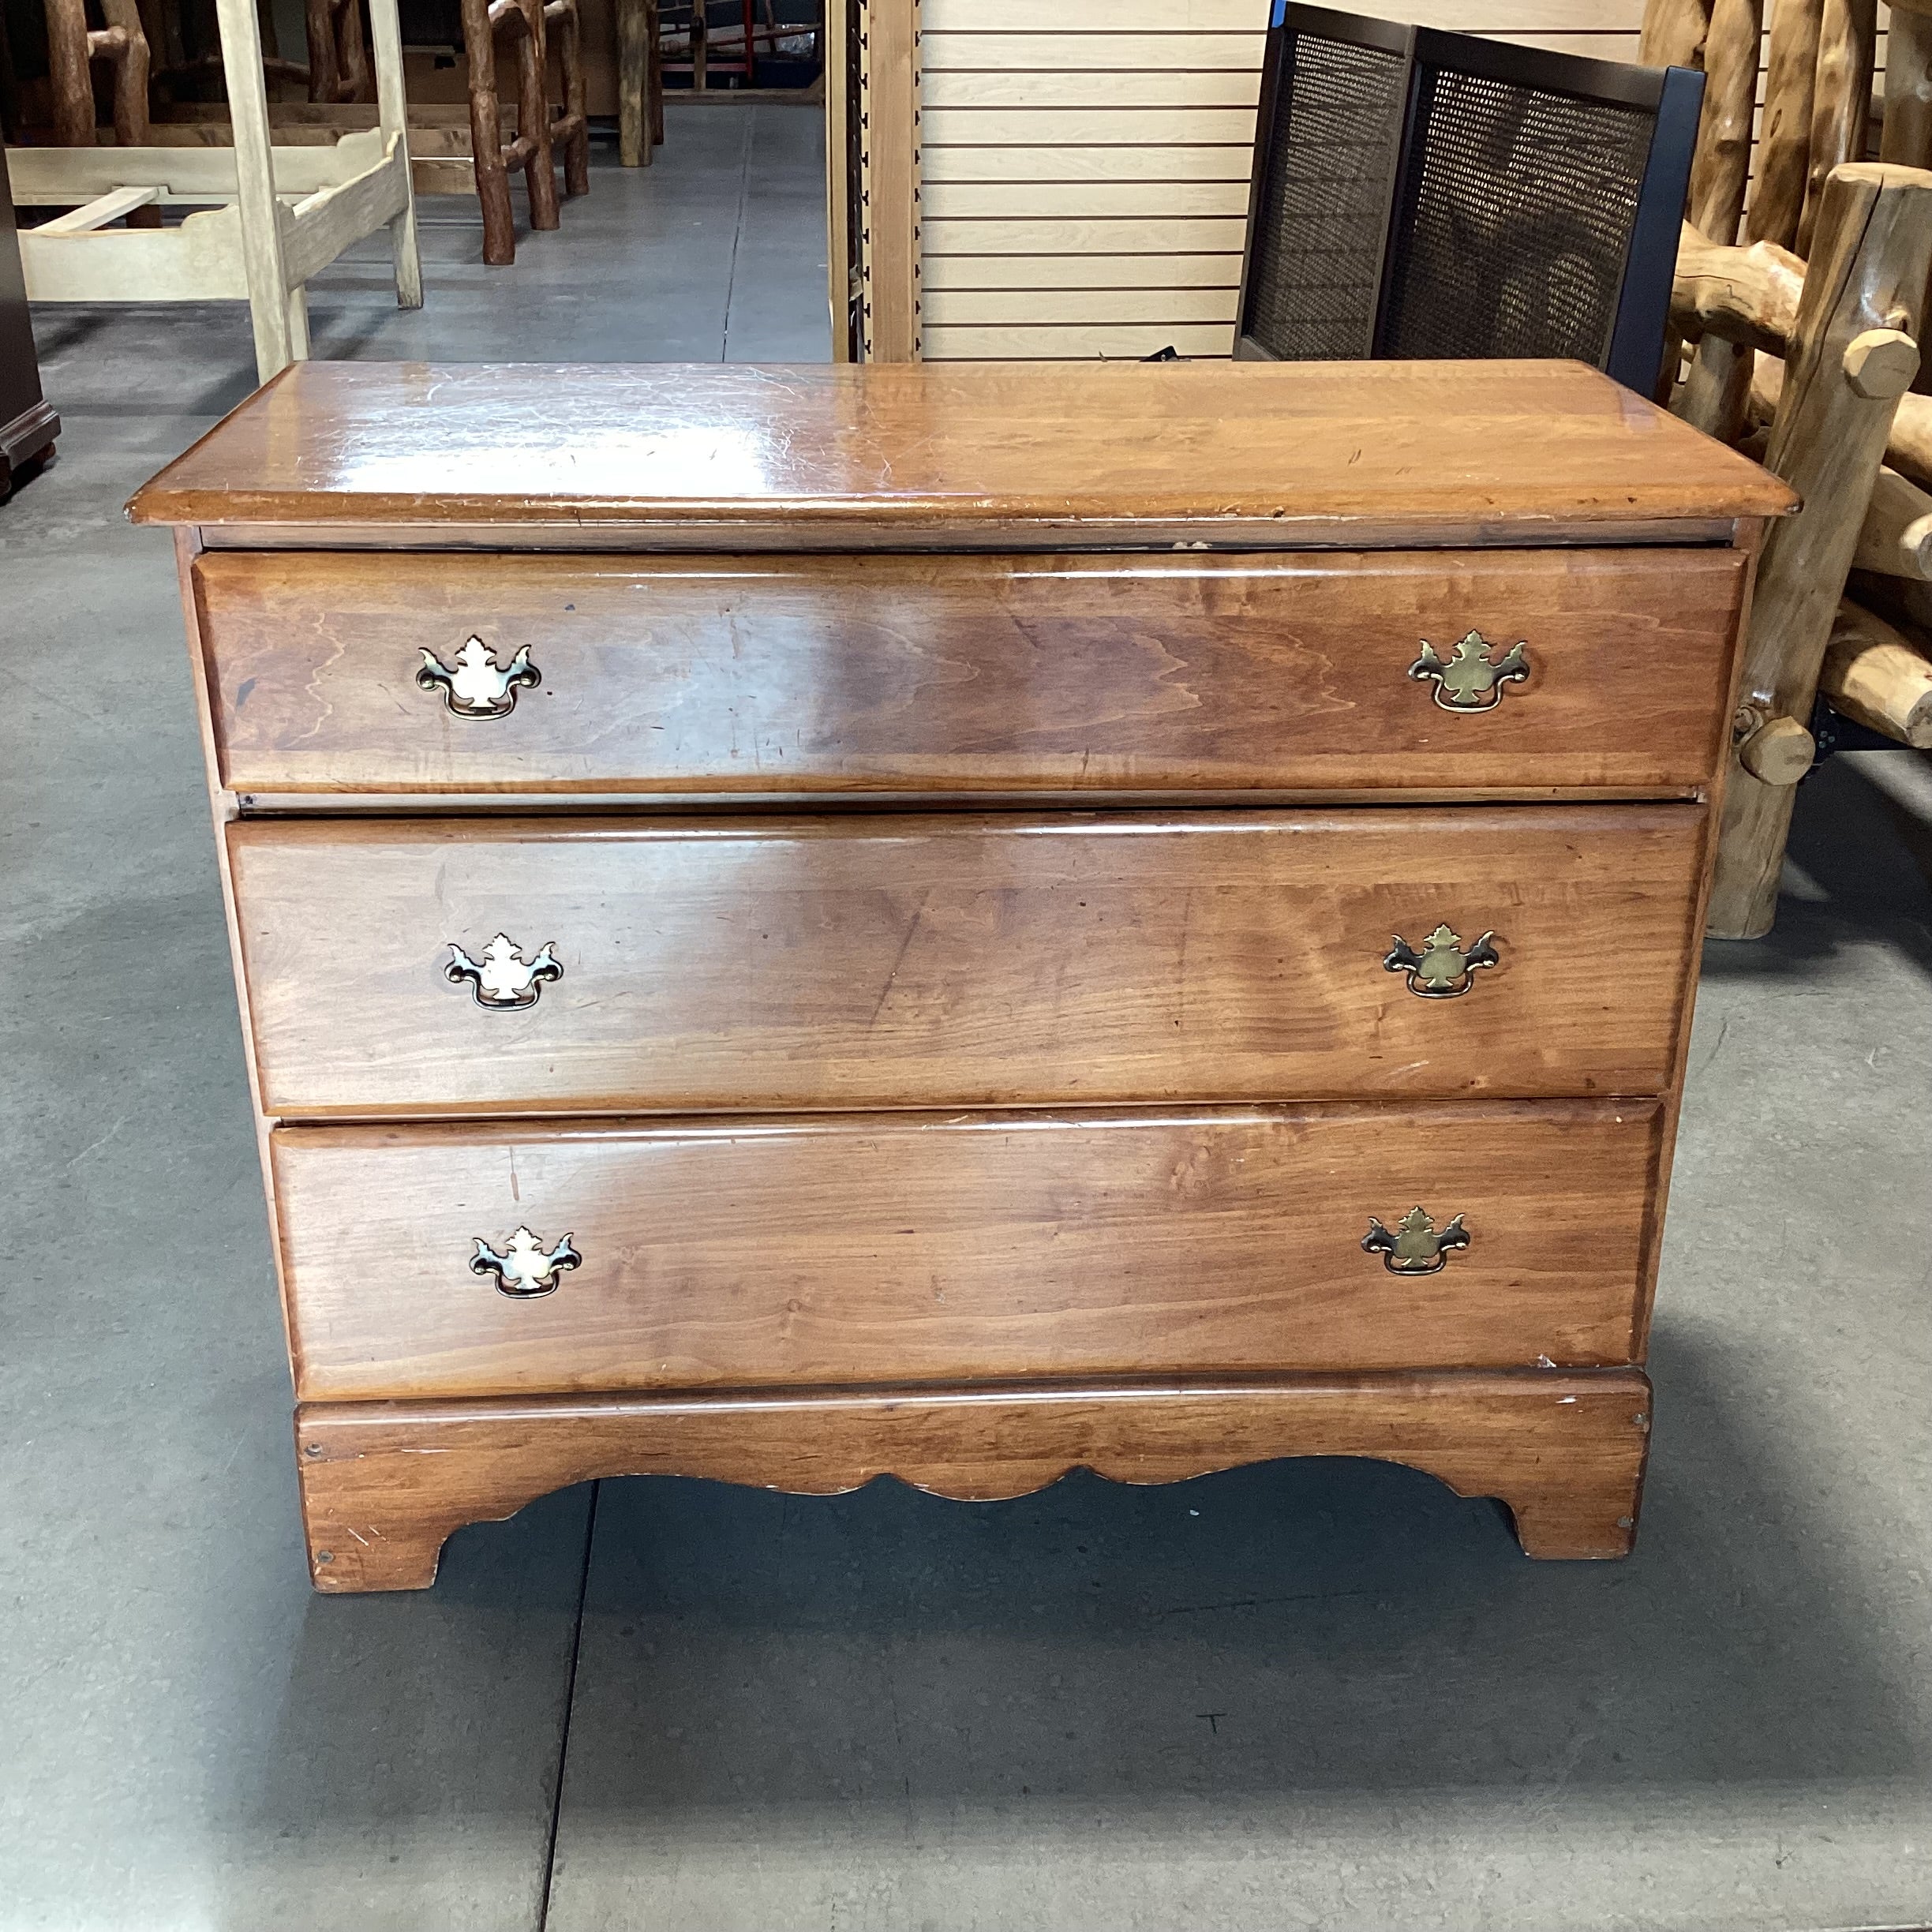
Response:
[1638,0,1713,69]
[1799,0,1878,255]
[1821,598,1932,742]
[44,0,97,145]
[97,0,151,148]
[1676,334,1753,439]
[1688,0,1761,240]
[459,0,517,264]
[339,0,369,100]
[1882,0,1932,168]
[1754,0,1825,249]
[1851,464,1932,575]
[618,0,650,164]
[1670,0,1763,438]
[305,0,339,99]
[1754,343,1932,492]
[305,0,369,102]
[1883,0,1932,395]
[515,0,560,233]
[544,0,590,199]
[45,0,154,158]
[1709,163,1932,939]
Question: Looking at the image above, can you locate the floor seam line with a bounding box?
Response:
[720,108,756,359]
[537,1477,601,1931]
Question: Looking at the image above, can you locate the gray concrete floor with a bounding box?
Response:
[3,99,1932,1932]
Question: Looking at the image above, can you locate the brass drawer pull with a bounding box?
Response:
[417,635,541,718]
[446,932,562,1009]
[472,1226,581,1298]
[1409,630,1529,712]
[1362,1207,1470,1275]
[1383,923,1500,998]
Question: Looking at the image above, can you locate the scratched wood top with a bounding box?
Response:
[127,360,1795,541]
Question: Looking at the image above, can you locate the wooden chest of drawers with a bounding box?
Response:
[132,359,1793,1592]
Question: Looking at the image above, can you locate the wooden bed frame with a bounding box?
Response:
[5,0,421,383]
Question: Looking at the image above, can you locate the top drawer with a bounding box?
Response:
[192,548,1746,799]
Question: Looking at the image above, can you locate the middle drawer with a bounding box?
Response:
[230,806,1703,1118]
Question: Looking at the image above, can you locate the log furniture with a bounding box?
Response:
[305,0,369,103]
[459,0,587,265]
[5,0,421,383]
[1644,0,1932,935]
[615,0,661,165]
[129,358,1793,1593]
[0,143,58,500]
[43,0,152,147]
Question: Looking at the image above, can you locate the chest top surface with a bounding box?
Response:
[128,359,1793,544]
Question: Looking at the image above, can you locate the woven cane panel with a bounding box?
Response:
[1243,35,1409,360]
[1381,66,1654,368]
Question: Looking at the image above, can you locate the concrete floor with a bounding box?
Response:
[3,100,1932,1932]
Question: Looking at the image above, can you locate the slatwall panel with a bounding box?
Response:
[919,0,1264,362]
[919,0,1676,362]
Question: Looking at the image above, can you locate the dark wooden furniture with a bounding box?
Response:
[129,359,1793,1593]
[0,145,58,500]
[42,0,152,147]
[1239,3,1705,395]
[459,0,587,265]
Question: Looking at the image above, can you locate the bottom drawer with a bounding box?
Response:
[274,1102,1665,1400]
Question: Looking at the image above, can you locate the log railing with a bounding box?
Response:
[1672,165,1932,935]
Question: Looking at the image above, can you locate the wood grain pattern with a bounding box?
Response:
[1749,0,1822,250]
[1820,597,1932,743]
[227,807,1707,1118]
[1711,164,1932,936]
[273,1101,1666,1402]
[1881,1,1932,170]
[193,548,1747,799]
[295,1369,1657,1589]
[856,0,921,362]
[1687,0,1762,246]
[125,361,1796,539]
[1800,0,1878,256]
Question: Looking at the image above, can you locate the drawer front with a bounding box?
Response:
[274,1101,1664,1400]
[194,548,1745,798]
[229,806,1705,1118]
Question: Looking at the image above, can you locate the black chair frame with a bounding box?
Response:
[1237,2,1704,394]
